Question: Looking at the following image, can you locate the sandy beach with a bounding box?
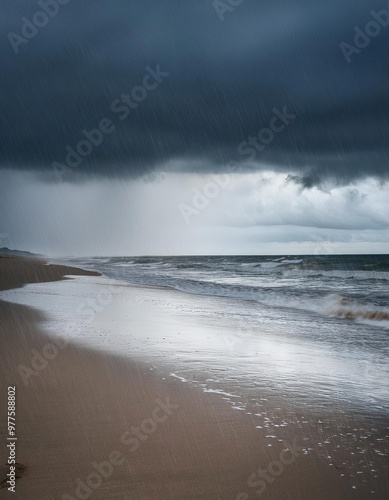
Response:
[0,256,385,499]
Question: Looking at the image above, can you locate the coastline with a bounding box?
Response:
[0,257,380,499]
[0,255,101,291]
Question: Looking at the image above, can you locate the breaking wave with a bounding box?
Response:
[322,294,389,321]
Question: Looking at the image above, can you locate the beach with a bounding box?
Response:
[0,256,388,499]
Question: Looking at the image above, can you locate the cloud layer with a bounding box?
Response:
[1,0,388,185]
[1,169,388,256]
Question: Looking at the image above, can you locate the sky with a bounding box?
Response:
[0,0,388,255]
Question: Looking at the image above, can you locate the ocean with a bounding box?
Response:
[78,254,389,325]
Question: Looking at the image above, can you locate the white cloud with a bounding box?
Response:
[1,169,388,256]
[213,172,389,230]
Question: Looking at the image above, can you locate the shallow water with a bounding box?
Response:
[54,255,389,415]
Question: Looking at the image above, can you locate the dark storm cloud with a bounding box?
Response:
[0,0,388,183]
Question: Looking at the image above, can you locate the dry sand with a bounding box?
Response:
[0,257,365,499]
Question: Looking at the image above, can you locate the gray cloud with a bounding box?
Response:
[1,0,388,185]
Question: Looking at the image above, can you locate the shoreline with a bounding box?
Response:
[0,257,383,498]
[0,254,101,292]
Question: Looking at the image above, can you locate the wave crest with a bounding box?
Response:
[323,294,389,321]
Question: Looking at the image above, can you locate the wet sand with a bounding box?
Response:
[0,256,379,499]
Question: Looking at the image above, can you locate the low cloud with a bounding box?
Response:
[1,170,388,256]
